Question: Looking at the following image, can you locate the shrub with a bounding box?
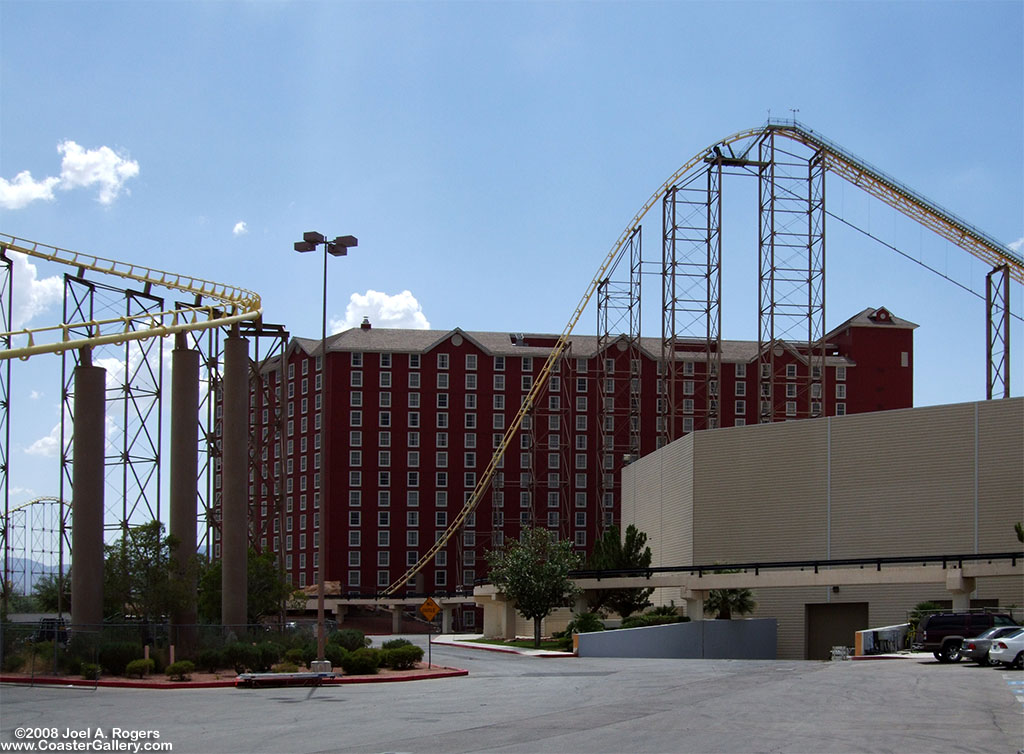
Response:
[98,642,141,676]
[300,641,317,668]
[2,651,26,673]
[223,642,258,674]
[165,660,195,682]
[197,648,224,674]
[254,641,284,672]
[620,613,690,629]
[323,643,348,668]
[272,661,299,673]
[340,648,379,675]
[80,663,101,680]
[383,645,424,670]
[381,638,414,651]
[125,658,155,678]
[329,629,370,652]
[284,648,305,667]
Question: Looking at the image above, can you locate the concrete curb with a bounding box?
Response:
[0,666,468,690]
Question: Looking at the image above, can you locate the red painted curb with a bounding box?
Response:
[1,667,468,690]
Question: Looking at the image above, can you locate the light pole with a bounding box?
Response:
[294,230,358,666]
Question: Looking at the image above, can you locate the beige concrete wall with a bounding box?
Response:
[623,398,1024,659]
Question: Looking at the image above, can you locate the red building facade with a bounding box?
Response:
[220,306,915,627]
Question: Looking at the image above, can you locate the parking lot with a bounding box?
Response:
[1,637,1021,754]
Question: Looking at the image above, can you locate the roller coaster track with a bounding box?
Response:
[384,120,1022,595]
[0,233,262,360]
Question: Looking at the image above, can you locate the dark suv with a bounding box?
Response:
[917,612,1019,662]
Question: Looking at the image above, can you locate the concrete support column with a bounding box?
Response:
[169,335,199,649]
[221,330,249,630]
[947,571,976,612]
[392,606,403,634]
[71,350,105,632]
[685,590,707,622]
[441,607,453,634]
[574,595,589,616]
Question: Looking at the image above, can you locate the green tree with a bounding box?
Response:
[103,521,192,621]
[486,527,582,648]
[198,549,295,625]
[31,573,70,612]
[1015,522,1023,543]
[703,569,757,620]
[585,524,653,619]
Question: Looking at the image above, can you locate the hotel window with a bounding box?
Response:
[836,384,847,399]
[836,366,846,381]
[349,470,362,486]
[465,394,477,409]
[760,400,771,416]
[408,392,420,408]
[378,511,390,527]
[494,356,505,370]
[408,412,420,428]
[407,490,419,507]
[349,531,361,547]
[522,357,533,372]
[760,383,771,397]
[436,451,448,468]
[786,364,797,379]
[408,431,420,448]
[377,571,389,587]
[786,383,797,398]
[522,375,533,390]
[378,531,390,546]
[735,399,745,415]
[409,372,421,388]
[351,353,362,367]
[350,371,363,387]
[683,418,694,433]
[350,391,362,407]
[464,472,476,487]
[547,512,559,528]
[436,511,447,527]
[288,363,296,379]
[465,451,476,467]
[348,551,360,567]
[380,371,392,388]
[379,431,391,447]
[493,414,505,430]
[735,382,746,397]
[812,365,822,379]
[347,572,360,587]
[437,373,449,390]
[349,511,361,526]
[349,450,362,466]
[379,392,392,407]
[836,402,847,416]
[349,490,361,507]
[811,401,822,415]
[494,374,505,391]
[683,399,694,414]
[436,472,448,487]
[436,491,447,507]
[409,353,420,369]
[407,471,419,487]
[811,383,822,399]
[683,380,695,395]
[437,393,449,409]
[349,410,362,427]
[378,352,391,368]
[378,450,391,467]
[465,414,477,429]
[575,415,587,431]
[466,373,477,390]
[466,354,477,370]
[548,395,560,411]
[407,531,419,547]
[683,362,695,377]
[437,432,448,448]
[735,363,747,378]
[786,401,797,416]
[438,353,449,369]
[760,363,770,379]
[437,413,449,428]
[548,453,559,468]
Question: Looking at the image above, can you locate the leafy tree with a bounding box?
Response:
[197,548,295,625]
[103,521,192,621]
[703,569,757,620]
[1015,522,1023,544]
[585,524,653,618]
[486,527,581,648]
[31,573,70,612]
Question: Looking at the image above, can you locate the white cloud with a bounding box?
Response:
[330,290,431,332]
[57,140,139,204]
[30,390,42,400]
[0,140,139,209]
[0,171,60,209]
[233,221,249,236]
[26,420,62,458]
[1010,237,1023,253]
[10,250,62,330]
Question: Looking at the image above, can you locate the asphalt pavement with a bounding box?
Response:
[1,634,1021,754]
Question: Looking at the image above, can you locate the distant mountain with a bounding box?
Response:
[2,557,60,594]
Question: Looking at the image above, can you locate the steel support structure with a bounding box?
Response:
[597,226,641,539]
[985,265,1011,400]
[0,498,70,604]
[757,131,826,423]
[661,165,722,443]
[0,250,10,610]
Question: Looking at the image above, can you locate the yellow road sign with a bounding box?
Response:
[420,597,440,621]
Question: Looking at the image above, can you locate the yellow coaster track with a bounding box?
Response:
[0,233,262,361]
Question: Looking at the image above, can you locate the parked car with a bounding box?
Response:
[988,628,1024,669]
[916,612,1019,663]
[962,626,1021,665]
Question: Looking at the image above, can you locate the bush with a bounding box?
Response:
[165,660,194,682]
[323,643,348,668]
[340,648,379,675]
[383,645,424,670]
[223,642,258,674]
[125,658,155,678]
[197,648,224,674]
[284,648,305,667]
[272,661,299,673]
[620,613,690,629]
[2,650,25,673]
[98,642,141,676]
[381,638,414,651]
[80,663,101,680]
[329,629,370,652]
[254,641,284,672]
[300,641,317,668]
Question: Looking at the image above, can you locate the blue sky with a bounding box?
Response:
[1,1,1022,510]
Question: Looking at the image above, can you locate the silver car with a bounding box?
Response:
[988,627,1024,669]
[961,626,1021,665]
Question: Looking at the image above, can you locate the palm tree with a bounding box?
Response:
[703,587,757,620]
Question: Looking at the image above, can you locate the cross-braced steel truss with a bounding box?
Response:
[661,164,723,442]
[986,265,1011,400]
[598,227,642,537]
[757,130,826,423]
[0,497,70,605]
[0,250,10,608]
